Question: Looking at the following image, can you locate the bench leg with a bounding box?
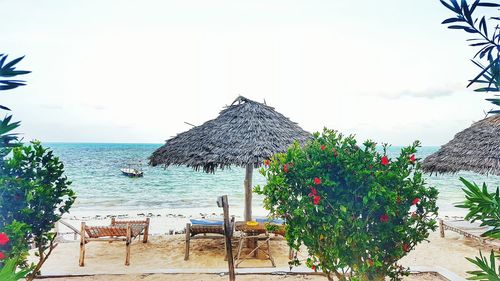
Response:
[143,218,150,243]
[125,224,131,266]
[79,222,85,267]
[439,219,445,238]
[184,223,190,261]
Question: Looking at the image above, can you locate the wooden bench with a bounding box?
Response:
[79,218,150,266]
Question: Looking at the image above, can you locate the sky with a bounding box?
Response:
[0,0,496,146]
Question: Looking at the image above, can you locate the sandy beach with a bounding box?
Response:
[34,226,494,280]
[39,273,446,281]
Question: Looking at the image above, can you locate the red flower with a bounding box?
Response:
[396,196,402,204]
[381,155,389,166]
[264,159,270,166]
[313,195,321,205]
[283,164,289,173]
[313,177,321,185]
[379,214,389,223]
[367,258,374,267]
[412,198,420,205]
[309,187,317,196]
[311,265,316,271]
[0,233,9,246]
[402,243,410,252]
[320,145,326,151]
[0,252,5,260]
[334,151,338,157]
[409,154,416,163]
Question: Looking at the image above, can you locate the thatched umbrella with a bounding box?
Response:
[422,114,500,176]
[149,96,311,220]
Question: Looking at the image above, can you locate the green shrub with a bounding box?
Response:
[0,141,75,279]
[255,129,439,281]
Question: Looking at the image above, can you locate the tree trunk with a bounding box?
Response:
[244,164,253,221]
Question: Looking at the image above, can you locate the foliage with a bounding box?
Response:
[0,53,31,279]
[0,231,30,281]
[255,129,439,281]
[0,221,31,268]
[440,0,500,113]
[0,258,30,281]
[466,250,500,281]
[0,141,76,279]
[0,54,30,93]
[0,54,30,152]
[0,116,21,158]
[456,178,500,280]
[456,177,500,239]
[440,2,500,280]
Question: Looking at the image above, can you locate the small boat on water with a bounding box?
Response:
[121,164,143,177]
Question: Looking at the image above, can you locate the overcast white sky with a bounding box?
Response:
[0,0,496,146]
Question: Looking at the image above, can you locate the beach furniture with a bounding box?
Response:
[234,221,276,268]
[439,219,500,249]
[79,218,150,266]
[184,218,235,260]
[55,220,81,242]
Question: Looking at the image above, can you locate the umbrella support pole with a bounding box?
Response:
[243,164,257,254]
[244,164,253,221]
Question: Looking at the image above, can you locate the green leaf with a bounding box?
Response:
[477,3,500,7]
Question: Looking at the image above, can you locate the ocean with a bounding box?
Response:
[45,143,500,220]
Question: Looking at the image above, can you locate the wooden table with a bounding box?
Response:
[233,222,276,268]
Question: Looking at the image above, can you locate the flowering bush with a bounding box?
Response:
[255,129,439,281]
[0,141,75,280]
[0,230,30,281]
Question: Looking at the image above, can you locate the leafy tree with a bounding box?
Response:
[255,129,439,281]
[440,0,500,113]
[0,54,30,156]
[0,53,31,279]
[0,141,76,280]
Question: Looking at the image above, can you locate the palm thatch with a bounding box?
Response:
[149,96,311,173]
[422,115,500,176]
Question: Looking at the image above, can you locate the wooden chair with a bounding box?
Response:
[55,220,81,242]
[79,218,150,266]
[184,218,235,260]
[439,219,500,249]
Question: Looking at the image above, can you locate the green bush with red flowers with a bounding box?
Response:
[255,129,439,281]
[0,229,30,281]
[0,141,75,280]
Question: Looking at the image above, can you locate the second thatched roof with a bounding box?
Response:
[149,96,311,173]
[422,114,500,176]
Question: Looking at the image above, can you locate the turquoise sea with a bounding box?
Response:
[45,143,500,218]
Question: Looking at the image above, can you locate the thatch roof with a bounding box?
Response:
[422,115,500,176]
[149,96,311,173]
